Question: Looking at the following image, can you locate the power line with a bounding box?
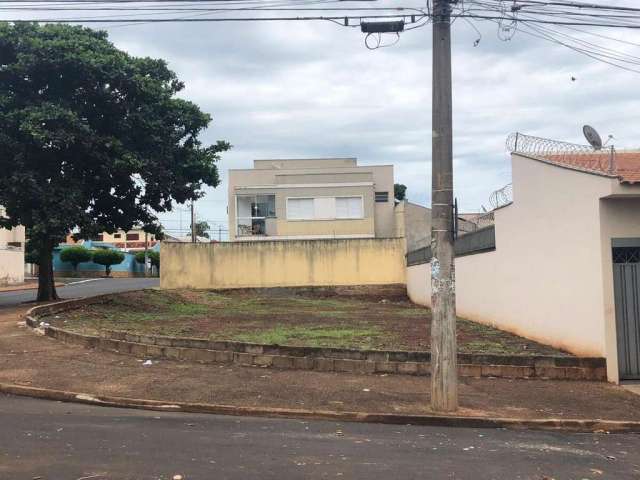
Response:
[499,0,640,14]
[3,13,429,22]
[5,1,640,28]
[2,1,640,74]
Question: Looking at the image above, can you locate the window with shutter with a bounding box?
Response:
[287,198,315,220]
[336,197,363,219]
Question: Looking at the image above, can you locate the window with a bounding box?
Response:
[287,198,314,220]
[336,197,363,219]
[287,197,363,220]
[95,234,104,241]
[254,195,276,218]
[613,247,640,264]
[236,194,276,236]
[114,233,122,239]
[126,233,139,241]
[375,191,389,203]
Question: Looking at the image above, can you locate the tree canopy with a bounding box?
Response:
[92,248,125,277]
[0,23,230,299]
[192,220,210,239]
[394,183,407,201]
[60,245,92,271]
[134,250,160,270]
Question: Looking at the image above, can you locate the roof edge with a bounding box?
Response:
[511,152,619,180]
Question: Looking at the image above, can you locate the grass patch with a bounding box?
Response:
[460,340,522,355]
[46,289,568,356]
[225,325,384,349]
[393,308,430,317]
[169,303,209,316]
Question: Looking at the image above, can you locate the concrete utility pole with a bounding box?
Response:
[191,201,197,243]
[144,231,149,277]
[430,0,458,412]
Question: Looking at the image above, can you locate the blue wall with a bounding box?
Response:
[53,241,159,276]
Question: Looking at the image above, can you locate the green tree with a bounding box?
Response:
[191,220,210,239]
[24,236,41,265]
[134,250,160,274]
[59,245,93,272]
[394,183,407,201]
[92,248,125,277]
[0,23,230,300]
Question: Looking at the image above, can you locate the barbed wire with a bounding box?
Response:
[506,132,595,155]
[488,182,512,209]
[505,132,623,174]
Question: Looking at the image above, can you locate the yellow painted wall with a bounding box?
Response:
[275,218,374,237]
[161,238,406,289]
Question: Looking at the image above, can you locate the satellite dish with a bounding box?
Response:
[583,125,603,150]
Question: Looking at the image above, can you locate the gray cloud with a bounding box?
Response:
[6,2,640,235]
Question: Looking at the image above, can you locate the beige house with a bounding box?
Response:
[406,136,640,383]
[228,158,396,241]
[66,228,158,252]
[0,207,25,285]
[394,201,489,252]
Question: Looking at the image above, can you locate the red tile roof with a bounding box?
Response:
[539,152,640,184]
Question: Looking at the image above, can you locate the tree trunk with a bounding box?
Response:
[37,237,59,302]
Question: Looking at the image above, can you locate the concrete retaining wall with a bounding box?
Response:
[37,327,606,380]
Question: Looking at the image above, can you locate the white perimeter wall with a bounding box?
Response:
[0,249,24,285]
[407,154,631,381]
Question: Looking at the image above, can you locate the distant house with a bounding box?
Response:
[227,157,479,251]
[0,206,25,285]
[163,233,211,243]
[227,158,396,241]
[407,134,640,383]
[66,228,158,252]
[54,240,159,277]
[394,200,487,252]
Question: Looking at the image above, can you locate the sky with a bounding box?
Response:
[7,1,640,239]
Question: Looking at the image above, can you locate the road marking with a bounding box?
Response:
[64,279,105,286]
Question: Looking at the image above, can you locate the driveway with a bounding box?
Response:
[0,277,159,308]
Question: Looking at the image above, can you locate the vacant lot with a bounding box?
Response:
[46,289,568,356]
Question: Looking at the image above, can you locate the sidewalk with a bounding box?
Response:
[0,280,66,293]
[2,305,640,422]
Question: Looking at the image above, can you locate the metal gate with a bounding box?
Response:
[613,242,640,380]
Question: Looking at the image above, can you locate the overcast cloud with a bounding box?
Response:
[8,1,640,238]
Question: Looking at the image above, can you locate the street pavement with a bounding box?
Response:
[1,395,639,480]
[0,277,159,308]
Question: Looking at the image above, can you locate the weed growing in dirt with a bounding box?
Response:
[225,325,384,349]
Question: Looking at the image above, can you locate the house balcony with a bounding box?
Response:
[235,194,277,238]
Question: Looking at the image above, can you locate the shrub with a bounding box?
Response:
[134,250,160,272]
[59,246,93,271]
[92,248,125,277]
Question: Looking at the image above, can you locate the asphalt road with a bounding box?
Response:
[1,395,639,480]
[0,277,159,308]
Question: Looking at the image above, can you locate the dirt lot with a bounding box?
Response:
[2,305,640,421]
[4,304,640,422]
[45,289,568,356]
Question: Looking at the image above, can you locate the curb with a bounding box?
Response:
[0,282,65,293]
[1,382,639,433]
